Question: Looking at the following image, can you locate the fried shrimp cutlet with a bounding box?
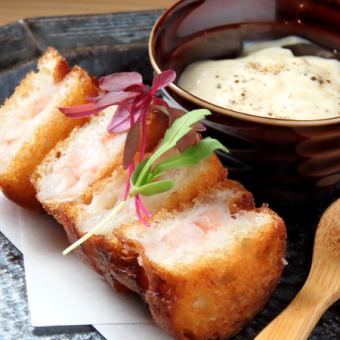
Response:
[115,180,286,340]
[0,48,98,208]
[32,109,169,216]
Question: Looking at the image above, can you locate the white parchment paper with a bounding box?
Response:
[0,193,170,339]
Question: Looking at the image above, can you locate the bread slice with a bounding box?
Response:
[115,180,286,339]
[32,109,169,216]
[0,48,97,208]
[56,154,226,283]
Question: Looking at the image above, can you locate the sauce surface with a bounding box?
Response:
[178,37,340,120]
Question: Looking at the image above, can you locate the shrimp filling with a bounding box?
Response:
[132,188,272,268]
[0,81,57,172]
[74,154,219,236]
[37,107,127,201]
[76,168,134,233]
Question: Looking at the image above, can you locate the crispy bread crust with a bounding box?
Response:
[38,47,70,82]
[0,63,98,208]
[142,208,286,339]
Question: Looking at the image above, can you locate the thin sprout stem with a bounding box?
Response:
[62,200,126,256]
[124,102,137,199]
[135,196,149,226]
[124,162,134,200]
[137,194,152,217]
[134,146,164,187]
[135,196,144,224]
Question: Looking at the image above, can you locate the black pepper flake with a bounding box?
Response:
[268,112,273,117]
[311,76,317,81]
[241,93,245,97]
[234,79,239,83]
[327,79,331,83]
[215,75,220,79]
[216,83,222,89]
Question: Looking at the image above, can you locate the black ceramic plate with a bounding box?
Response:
[0,10,339,340]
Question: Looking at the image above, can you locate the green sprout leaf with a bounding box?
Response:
[130,180,175,196]
[129,109,229,200]
[161,109,210,149]
[150,137,228,180]
[131,158,149,186]
[133,109,211,188]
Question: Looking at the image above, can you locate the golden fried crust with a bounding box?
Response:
[0,65,98,209]
[142,208,286,339]
[38,47,70,82]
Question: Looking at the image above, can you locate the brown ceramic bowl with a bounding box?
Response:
[149,0,340,206]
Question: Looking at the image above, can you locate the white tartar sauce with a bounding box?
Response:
[178,37,340,120]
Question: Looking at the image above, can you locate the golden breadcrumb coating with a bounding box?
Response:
[0,48,98,208]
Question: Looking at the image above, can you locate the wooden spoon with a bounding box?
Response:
[255,199,340,340]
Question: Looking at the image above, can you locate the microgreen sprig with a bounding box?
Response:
[60,70,229,255]
[128,109,228,199]
[61,108,228,255]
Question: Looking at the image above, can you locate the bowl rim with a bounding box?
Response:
[148,0,340,128]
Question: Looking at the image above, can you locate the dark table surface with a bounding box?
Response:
[0,10,339,340]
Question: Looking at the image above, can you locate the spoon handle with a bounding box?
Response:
[255,257,340,340]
